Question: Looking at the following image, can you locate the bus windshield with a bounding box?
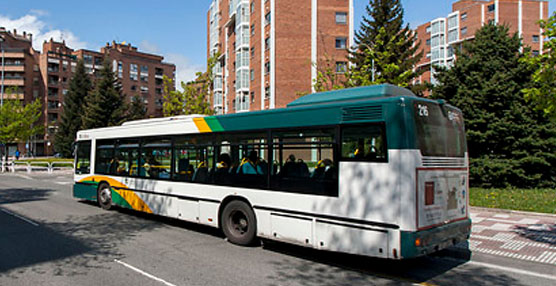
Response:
[414,101,466,157]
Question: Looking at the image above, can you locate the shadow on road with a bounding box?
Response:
[0,204,164,277]
[513,224,556,246]
[261,241,523,286]
[0,188,53,205]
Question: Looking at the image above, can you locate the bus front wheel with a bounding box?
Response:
[97,183,113,210]
[221,200,257,246]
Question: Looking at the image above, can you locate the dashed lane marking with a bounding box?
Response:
[1,208,39,227]
[114,259,177,286]
[466,260,556,281]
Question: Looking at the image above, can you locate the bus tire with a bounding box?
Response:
[221,200,257,246]
[97,182,113,210]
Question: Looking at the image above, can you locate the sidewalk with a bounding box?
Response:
[463,206,556,265]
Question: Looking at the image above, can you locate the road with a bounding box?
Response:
[1,172,555,286]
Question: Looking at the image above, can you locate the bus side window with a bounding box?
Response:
[75,141,91,175]
[271,128,337,196]
[341,125,387,162]
[95,140,115,174]
[141,139,172,179]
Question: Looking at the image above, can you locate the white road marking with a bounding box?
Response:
[1,208,39,226]
[55,181,73,185]
[466,260,556,281]
[114,259,177,286]
[16,174,34,180]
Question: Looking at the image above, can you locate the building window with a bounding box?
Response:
[141,65,149,73]
[265,12,271,26]
[336,62,347,74]
[335,12,347,24]
[265,37,270,50]
[141,75,148,82]
[461,27,467,36]
[251,24,255,36]
[532,35,539,43]
[426,26,431,33]
[461,12,467,21]
[250,46,255,58]
[130,64,138,73]
[487,4,495,13]
[250,69,255,81]
[94,57,103,66]
[426,39,431,46]
[265,86,270,99]
[335,37,347,49]
[264,62,270,75]
[250,1,255,14]
[130,74,138,81]
[131,85,137,91]
[83,54,93,64]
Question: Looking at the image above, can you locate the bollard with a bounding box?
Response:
[27,162,31,174]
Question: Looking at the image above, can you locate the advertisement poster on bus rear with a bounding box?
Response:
[416,169,468,229]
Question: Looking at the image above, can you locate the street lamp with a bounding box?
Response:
[0,35,4,107]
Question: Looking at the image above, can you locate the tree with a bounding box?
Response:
[126,95,148,121]
[348,0,423,91]
[55,59,92,157]
[522,12,556,117]
[0,88,42,148]
[162,53,219,116]
[81,58,126,129]
[162,75,185,117]
[432,24,556,188]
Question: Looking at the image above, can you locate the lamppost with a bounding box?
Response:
[0,35,4,107]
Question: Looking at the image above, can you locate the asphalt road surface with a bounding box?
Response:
[1,172,555,286]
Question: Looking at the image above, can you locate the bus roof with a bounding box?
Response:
[77,84,422,140]
[287,84,416,108]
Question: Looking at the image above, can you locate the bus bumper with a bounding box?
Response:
[73,182,98,201]
[400,218,471,259]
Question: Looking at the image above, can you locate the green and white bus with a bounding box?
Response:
[73,84,470,259]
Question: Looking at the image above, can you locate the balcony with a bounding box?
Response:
[4,51,25,59]
[1,65,25,72]
[3,78,25,86]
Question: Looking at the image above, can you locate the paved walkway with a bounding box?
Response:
[465,207,556,265]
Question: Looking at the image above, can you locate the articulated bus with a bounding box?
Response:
[73,84,471,259]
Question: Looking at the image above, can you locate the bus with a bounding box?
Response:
[73,84,471,259]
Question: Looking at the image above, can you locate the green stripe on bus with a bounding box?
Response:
[111,189,134,209]
[205,117,224,132]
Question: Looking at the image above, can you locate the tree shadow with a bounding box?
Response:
[513,224,556,246]
[0,188,53,205]
[0,206,163,278]
[262,241,522,286]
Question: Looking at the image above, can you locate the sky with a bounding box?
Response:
[0,0,554,85]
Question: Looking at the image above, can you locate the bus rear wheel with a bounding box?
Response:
[97,183,113,210]
[221,200,257,246]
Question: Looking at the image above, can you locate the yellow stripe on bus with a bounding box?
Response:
[80,176,153,214]
[193,117,212,133]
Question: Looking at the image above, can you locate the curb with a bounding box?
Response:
[470,206,556,219]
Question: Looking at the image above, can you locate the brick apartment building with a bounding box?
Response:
[414,0,549,93]
[0,27,175,156]
[207,0,354,114]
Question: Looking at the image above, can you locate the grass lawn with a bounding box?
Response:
[470,188,556,214]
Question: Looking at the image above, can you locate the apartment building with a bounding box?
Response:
[1,28,175,156]
[414,0,549,91]
[208,0,353,114]
[0,28,42,156]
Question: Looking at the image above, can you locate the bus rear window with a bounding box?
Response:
[414,102,466,157]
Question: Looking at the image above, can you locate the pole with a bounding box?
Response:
[1,40,4,107]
